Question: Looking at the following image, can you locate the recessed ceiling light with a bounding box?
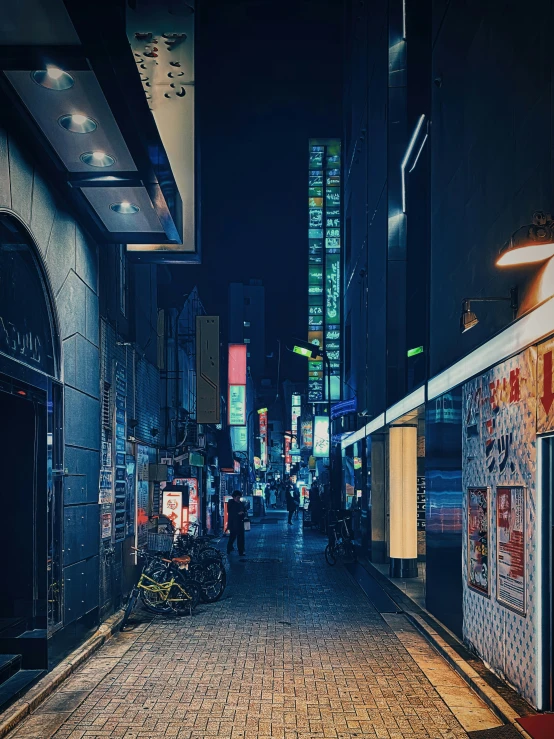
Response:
[80,151,116,168]
[110,202,140,214]
[58,113,97,134]
[32,67,74,91]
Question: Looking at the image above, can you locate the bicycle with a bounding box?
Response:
[120,549,201,630]
[324,515,357,566]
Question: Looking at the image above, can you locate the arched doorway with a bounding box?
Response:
[0,212,62,668]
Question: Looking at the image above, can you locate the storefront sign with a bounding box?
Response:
[136,444,150,547]
[228,384,246,425]
[313,415,329,457]
[162,488,183,531]
[258,408,268,467]
[228,344,247,426]
[184,478,199,533]
[467,487,490,596]
[284,432,292,465]
[496,486,526,615]
[301,417,313,451]
[231,425,248,452]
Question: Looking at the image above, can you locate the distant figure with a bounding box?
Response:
[226,490,247,556]
[270,488,277,509]
[309,483,321,526]
[293,487,300,519]
[286,489,296,525]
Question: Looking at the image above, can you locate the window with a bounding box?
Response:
[244,321,250,327]
[119,245,127,317]
[244,338,250,344]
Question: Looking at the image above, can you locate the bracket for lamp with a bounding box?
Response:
[460,287,518,333]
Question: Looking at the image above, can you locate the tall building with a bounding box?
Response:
[228,280,266,385]
[341,0,554,712]
[0,0,197,697]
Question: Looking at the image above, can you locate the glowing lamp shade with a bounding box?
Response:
[388,426,417,561]
[80,151,115,168]
[59,114,97,134]
[293,345,312,358]
[110,202,140,215]
[32,67,74,90]
[497,219,554,267]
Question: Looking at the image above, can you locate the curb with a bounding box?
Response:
[0,609,125,739]
[406,613,533,739]
[354,556,535,739]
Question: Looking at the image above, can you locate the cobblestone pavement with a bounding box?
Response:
[9,514,503,739]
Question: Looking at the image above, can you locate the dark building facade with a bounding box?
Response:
[342,0,554,710]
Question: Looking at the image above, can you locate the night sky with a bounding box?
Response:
[168,0,343,382]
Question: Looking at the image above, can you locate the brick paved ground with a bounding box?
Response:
[9,513,502,739]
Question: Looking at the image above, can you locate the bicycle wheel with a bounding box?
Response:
[170,577,201,615]
[120,587,139,631]
[324,544,337,566]
[189,559,226,603]
[196,546,223,562]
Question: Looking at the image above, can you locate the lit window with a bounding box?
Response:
[244,338,250,344]
[247,352,251,358]
[244,321,250,327]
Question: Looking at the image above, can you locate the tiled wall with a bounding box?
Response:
[462,348,539,706]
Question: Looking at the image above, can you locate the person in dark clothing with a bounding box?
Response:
[226,490,247,555]
[309,483,321,526]
[286,489,296,525]
[293,487,300,519]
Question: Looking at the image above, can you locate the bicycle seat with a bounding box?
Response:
[171,556,191,565]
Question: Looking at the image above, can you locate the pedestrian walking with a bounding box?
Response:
[286,488,296,525]
[293,487,300,519]
[226,490,247,555]
[270,488,277,509]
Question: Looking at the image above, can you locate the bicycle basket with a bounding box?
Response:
[146,532,174,553]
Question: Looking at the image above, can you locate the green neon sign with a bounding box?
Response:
[407,346,424,357]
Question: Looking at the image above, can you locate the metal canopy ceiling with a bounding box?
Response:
[0,0,183,246]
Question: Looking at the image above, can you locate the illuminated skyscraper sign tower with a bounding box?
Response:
[308,139,341,402]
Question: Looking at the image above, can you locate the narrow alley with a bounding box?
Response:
[5,516,507,739]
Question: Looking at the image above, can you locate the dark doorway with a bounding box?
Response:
[0,386,47,635]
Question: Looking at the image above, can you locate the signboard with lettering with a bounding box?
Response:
[538,337,554,433]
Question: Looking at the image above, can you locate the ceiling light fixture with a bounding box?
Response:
[496,211,554,267]
[110,202,140,214]
[32,67,74,91]
[459,287,518,334]
[80,151,116,168]
[59,113,97,134]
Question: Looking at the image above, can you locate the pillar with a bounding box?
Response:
[389,425,418,578]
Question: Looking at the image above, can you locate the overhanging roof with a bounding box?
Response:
[0,0,184,246]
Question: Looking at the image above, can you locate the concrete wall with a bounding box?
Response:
[0,123,101,627]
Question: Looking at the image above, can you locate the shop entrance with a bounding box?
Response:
[0,383,47,636]
[541,435,554,711]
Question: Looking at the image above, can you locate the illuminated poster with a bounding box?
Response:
[467,487,490,596]
[496,486,525,614]
[313,416,330,457]
[136,443,150,547]
[162,488,183,531]
[301,417,313,451]
[185,478,199,534]
[229,384,246,425]
[228,344,247,426]
[258,408,268,467]
[231,425,248,452]
[308,139,341,403]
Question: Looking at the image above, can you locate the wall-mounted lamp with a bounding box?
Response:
[497,211,554,267]
[460,287,518,333]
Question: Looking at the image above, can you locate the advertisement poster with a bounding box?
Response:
[162,488,183,531]
[228,384,246,425]
[185,478,199,533]
[136,444,150,547]
[467,487,490,595]
[313,416,330,457]
[497,486,526,614]
[101,513,112,539]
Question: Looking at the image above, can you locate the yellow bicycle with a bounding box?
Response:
[120,549,201,630]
